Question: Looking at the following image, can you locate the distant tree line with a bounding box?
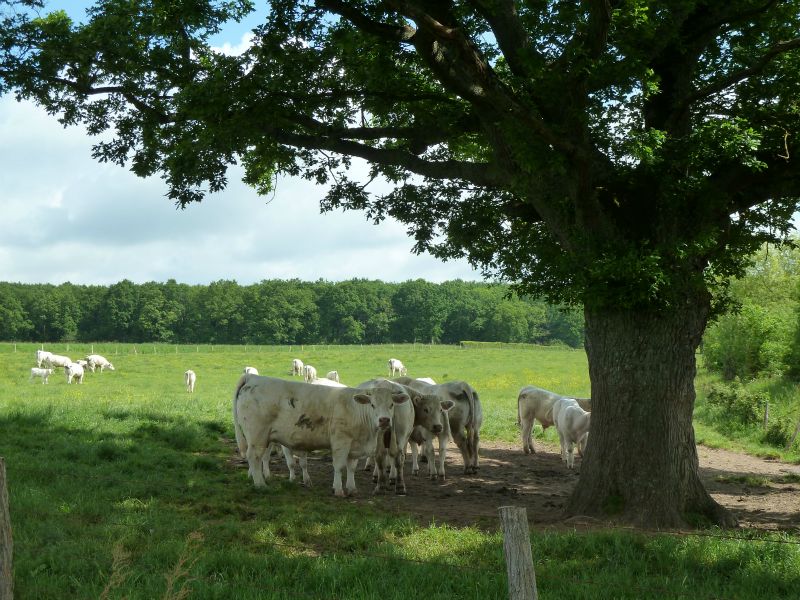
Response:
[0,279,585,347]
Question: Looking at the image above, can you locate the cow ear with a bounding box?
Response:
[391,392,409,404]
[440,399,455,411]
[353,394,372,405]
[410,392,423,407]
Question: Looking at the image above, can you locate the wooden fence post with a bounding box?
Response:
[498,506,537,600]
[785,417,800,452]
[1,457,13,600]
[763,401,769,431]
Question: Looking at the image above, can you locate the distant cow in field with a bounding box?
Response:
[36,350,53,368]
[517,385,591,455]
[185,370,197,393]
[303,364,317,383]
[29,367,54,384]
[66,363,84,384]
[44,354,72,370]
[244,366,259,375]
[291,359,304,376]
[388,358,407,377]
[86,354,115,372]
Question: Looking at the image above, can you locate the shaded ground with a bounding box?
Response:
[230,439,800,532]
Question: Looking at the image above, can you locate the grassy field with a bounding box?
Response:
[2,342,799,599]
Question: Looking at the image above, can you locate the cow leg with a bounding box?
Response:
[331,448,348,497]
[297,452,312,487]
[363,456,373,472]
[423,438,437,480]
[410,442,420,476]
[247,444,269,488]
[280,445,296,481]
[345,457,359,496]
[558,431,568,464]
[566,440,575,469]
[521,417,535,454]
[394,446,407,495]
[451,430,471,475]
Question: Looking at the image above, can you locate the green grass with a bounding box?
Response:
[2,342,799,599]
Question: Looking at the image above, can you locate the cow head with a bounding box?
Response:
[411,393,454,434]
[353,388,409,430]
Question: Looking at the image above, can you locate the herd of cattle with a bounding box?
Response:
[28,349,115,385]
[28,349,592,496]
[232,357,593,497]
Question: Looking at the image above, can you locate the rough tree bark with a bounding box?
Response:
[566,289,737,528]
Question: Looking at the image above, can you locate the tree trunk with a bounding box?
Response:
[566,293,737,528]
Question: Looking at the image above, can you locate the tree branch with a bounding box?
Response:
[470,0,542,79]
[51,76,172,123]
[315,0,416,42]
[684,37,800,107]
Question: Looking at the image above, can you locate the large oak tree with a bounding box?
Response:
[3,0,799,526]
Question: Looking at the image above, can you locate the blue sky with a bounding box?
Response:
[0,1,482,285]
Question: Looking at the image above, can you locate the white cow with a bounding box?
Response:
[310,377,347,388]
[291,358,304,376]
[243,366,259,375]
[66,363,84,384]
[517,385,592,454]
[416,377,437,385]
[86,354,115,372]
[303,364,317,383]
[36,350,53,368]
[29,367,54,384]
[394,377,482,478]
[233,375,409,497]
[357,378,454,495]
[325,370,340,383]
[185,370,197,393]
[75,359,89,369]
[553,398,591,468]
[388,358,407,377]
[44,354,72,369]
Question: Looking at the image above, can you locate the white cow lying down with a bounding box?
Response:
[552,398,591,469]
[233,375,409,497]
[36,350,53,368]
[517,385,591,454]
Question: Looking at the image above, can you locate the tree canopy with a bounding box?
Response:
[4,0,800,527]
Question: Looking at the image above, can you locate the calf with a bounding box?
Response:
[29,367,54,384]
[553,398,591,468]
[517,385,591,454]
[394,377,482,478]
[233,375,409,497]
[357,378,454,495]
[325,370,340,383]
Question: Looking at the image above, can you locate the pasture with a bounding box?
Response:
[1,342,799,599]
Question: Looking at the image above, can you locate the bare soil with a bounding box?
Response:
[231,439,800,532]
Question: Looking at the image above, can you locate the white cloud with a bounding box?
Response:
[0,96,482,285]
[211,32,255,56]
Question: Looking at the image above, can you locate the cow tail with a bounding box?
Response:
[516,391,521,427]
[233,374,249,458]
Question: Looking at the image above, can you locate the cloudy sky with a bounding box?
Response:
[0,2,483,286]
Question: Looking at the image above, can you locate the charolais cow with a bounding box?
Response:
[233,375,409,497]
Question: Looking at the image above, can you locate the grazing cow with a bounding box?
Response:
[75,359,89,369]
[388,358,407,377]
[185,370,197,393]
[86,354,115,372]
[291,359,304,376]
[303,364,317,383]
[357,378,454,495]
[44,354,72,369]
[233,375,409,497]
[244,366,259,375]
[36,350,53,368]
[66,363,84,384]
[29,367,54,384]
[325,370,340,383]
[310,377,347,388]
[553,398,591,468]
[394,377,482,478]
[517,385,592,455]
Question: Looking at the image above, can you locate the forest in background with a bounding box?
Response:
[0,278,583,347]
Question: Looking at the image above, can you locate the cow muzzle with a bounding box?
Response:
[431,424,443,434]
[378,417,390,429]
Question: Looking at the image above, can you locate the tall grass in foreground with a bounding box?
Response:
[1,342,798,599]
